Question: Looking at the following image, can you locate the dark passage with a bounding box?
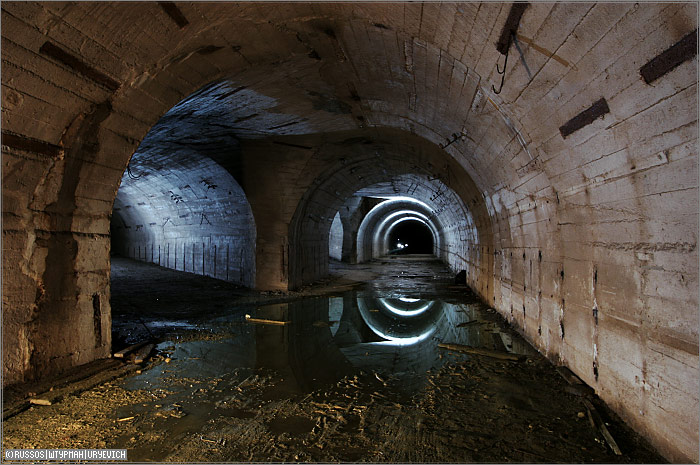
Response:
[388,219,434,254]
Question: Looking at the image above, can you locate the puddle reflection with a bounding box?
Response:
[125,290,535,398]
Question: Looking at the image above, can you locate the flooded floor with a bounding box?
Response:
[3,256,665,463]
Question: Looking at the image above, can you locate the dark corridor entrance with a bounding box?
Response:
[388,219,434,255]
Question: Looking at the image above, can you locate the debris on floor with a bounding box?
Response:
[1,257,666,463]
[245,315,290,326]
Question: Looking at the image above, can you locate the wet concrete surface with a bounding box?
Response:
[2,256,665,462]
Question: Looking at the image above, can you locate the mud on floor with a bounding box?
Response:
[2,257,666,463]
[2,332,664,463]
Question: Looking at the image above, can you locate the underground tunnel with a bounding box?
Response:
[1,2,698,463]
[386,218,435,255]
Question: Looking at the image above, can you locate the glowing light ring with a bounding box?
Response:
[373,332,435,346]
[378,298,433,317]
[360,313,437,346]
[376,210,432,233]
[356,196,448,262]
[373,196,433,210]
[375,211,438,255]
[355,297,443,347]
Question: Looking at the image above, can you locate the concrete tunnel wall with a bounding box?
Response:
[1,2,697,461]
[336,196,383,264]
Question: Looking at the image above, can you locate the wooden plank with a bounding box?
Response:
[2,358,124,419]
[132,343,156,364]
[28,398,52,406]
[559,98,610,138]
[2,131,64,159]
[158,2,189,29]
[18,364,140,413]
[245,314,290,326]
[583,399,623,455]
[39,41,120,91]
[113,341,149,358]
[438,342,525,361]
[640,29,697,84]
[496,3,529,54]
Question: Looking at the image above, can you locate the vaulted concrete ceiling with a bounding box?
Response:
[1,2,697,462]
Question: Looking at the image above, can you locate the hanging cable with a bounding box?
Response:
[512,33,533,79]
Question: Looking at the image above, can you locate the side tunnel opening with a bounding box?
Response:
[109,83,257,289]
[108,82,262,347]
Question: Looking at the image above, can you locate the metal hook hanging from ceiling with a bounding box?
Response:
[492,2,529,95]
[492,42,510,95]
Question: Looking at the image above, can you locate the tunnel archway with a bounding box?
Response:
[109,85,257,287]
[358,202,441,262]
[287,133,487,292]
[366,200,442,260]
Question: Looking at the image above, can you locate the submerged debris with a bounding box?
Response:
[245,315,290,326]
[1,257,665,463]
[438,343,525,362]
[456,320,479,327]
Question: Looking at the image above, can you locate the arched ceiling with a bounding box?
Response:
[1,3,697,462]
[8,0,689,260]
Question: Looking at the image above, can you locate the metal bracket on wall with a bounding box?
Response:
[439,132,468,149]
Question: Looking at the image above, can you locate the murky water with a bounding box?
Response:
[109,290,546,460]
[3,258,665,463]
[124,291,535,396]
